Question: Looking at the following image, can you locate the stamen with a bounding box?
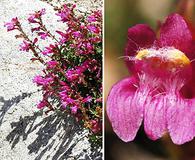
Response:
[190,59,195,63]
[117,56,136,61]
[133,84,138,88]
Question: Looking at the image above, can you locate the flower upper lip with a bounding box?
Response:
[125,13,195,98]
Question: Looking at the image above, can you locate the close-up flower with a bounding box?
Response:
[107,13,195,145]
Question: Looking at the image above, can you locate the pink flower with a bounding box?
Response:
[61,101,67,109]
[31,27,41,32]
[19,41,31,52]
[66,97,75,104]
[90,120,101,133]
[87,11,101,22]
[47,60,58,69]
[87,15,96,23]
[39,8,46,15]
[38,32,49,40]
[96,97,102,103]
[56,30,69,44]
[87,25,100,34]
[33,38,38,44]
[72,31,81,38]
[4,17,19,31]
[59,90,68,98]
[90,37,101,43]
[59,90,75,107]
[107,14,195,145]
[71,105,78,114]
[42,44,56,55]
[66,69,79,81]
[56,12,69,22]
[28,15,37,23]
[86,42,93,51]
[82,96,92,103]
[56,4,73,22]
[28,8,46,23]
[76,41,94,55]
[33,75,53,86]
[37,100,47,109]
[56,30,67,37]
[59,81,70,91]
[66,60,90,81]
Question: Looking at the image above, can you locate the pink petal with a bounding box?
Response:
[159,13,192,53]
[144,96,167,140]
[125,24,156,73]
[167,98,195,145]
[106,77,144,142]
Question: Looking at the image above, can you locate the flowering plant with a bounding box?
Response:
[5,3,102,143]
[107,13,195,145]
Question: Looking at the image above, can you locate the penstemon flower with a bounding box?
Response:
[5,2,102,143]
[4,17,19,31]
[107,13,195,145]
[28,8,46,23]
[19,40,31,52]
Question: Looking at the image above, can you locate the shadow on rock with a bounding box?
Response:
[0,92,34,125]
[6,110,102,160]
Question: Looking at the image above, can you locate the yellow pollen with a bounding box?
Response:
[168,50,190,66]
[135,49,149,60]
[135,49,190,67]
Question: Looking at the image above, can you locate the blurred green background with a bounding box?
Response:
[105,0,195,160]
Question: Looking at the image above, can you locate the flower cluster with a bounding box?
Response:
[5,3,102,141]
[107,14,195,145]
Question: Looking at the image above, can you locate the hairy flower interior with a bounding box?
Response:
[135,48,192,98]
